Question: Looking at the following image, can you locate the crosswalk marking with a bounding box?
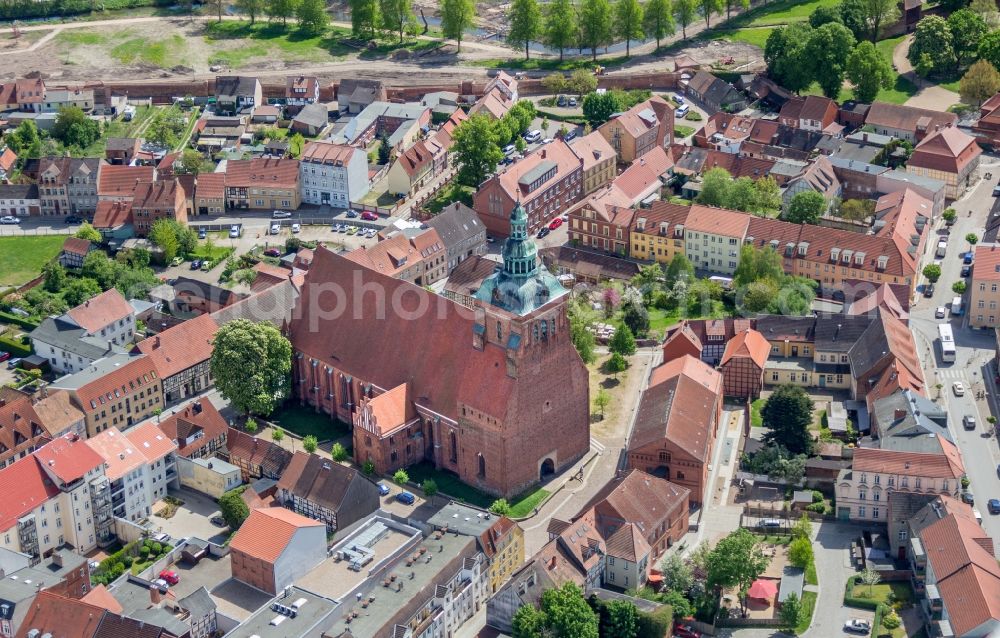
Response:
[936,369,969,380]
[590,438,606,453]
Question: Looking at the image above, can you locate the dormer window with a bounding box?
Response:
[830,247,840,262]
[877,255,888,270]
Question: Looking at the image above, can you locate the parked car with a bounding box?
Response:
[844,618,871,634]
[64,215,82,224]
[361,211,378,221]
[673,622,701,638]
[158,570,179,585]
[923,283,935,298]
[153,578,170,589]
[541,138,554,145]
[0,352,10,364]
[537,227,550,239]
[964,252,974,264]
[263,248,281,257]
[0,216,21,225]
[345,210,358,218]
[228,225,240,239]
[377,483,390,496]
[201,260,211,271]
[961,491,975,505]
[935,306,946,318]
[190,259,202,270]
[7,358,21,370]
[395,491,415,505]
[524,129,542,143]
[291,223,301,233]
[953,381,966,396]
[549,218,563,230]
[757,519,781,530]
[170,256,184,267]
[962,265,972,278]
[210,515,226,527]
[963,414,977,430]
[270,223,281,235]
[198,228,207,239]
[568,97,577,107]
[993,185,1000,197]
[988,498,1000,514]
[272,210,292,218]
[563,129,578,141]
[503,144,516,156]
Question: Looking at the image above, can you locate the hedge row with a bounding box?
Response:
[535,108,588,126]
[0,310,40,330]
[843,578,880,610]
[0,335,31,357]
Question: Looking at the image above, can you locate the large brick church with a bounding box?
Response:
[288,202,591,497]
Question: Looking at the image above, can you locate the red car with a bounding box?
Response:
[361,212,379,221]
[673,623,702,638]
[158,570,179,585]
[263,248,281,257]
[0,352,9,363]
[549,217,563,230]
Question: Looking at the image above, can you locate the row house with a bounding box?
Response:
[84,423,177,522]
[96,164,155,202]
[425,201,488,273]
[0,390,70,471]
[214,75,261,116]
[299,141,370,207]
[836,446,965,523]
[48,353,163,438]
[683,204,749,275]
[224,428,292,482]
[104,137,140,165]
[343,227,448,286]
[473,139,583,237]
[37,157,100,216]
[905,125,981,200]
[14,77,44,112]
[0,184,39,217]
[155,399,228,460]
[780,155,842,211]
[387,109,467,197]
[864,101,957,143]
[131,178,189,236]
[224,158,300,210]
[285,75,319,112]
[629,200,689,264]
[194,172,225,215]
[969,243,1000,328]
[135,313,218,404]
[0,433,112,559]
[275,451,379,533]
[569,131,617,195]
[30,289,136,375]
[684,71,747,113]
[778,95,839,133]
[596,96,674,164]
[40,89,95,113]
[427,503,525,595]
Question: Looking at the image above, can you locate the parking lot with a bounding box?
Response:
[150,487,231,546]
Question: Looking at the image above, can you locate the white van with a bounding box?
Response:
[676,104,690,118]
[524,130,542,143]
[936,240,948,257]
[951,296,963,316]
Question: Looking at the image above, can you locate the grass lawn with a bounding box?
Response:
[805,561,817,586]
[704,26,776,49]
[204,21,352,67]
[794,590,818,634]
[647,308,681,336]
[424,183,474,214]
[750,397,764,427]
[111,34,187,67]
[0,236,66,287]
[744,0,840,26]
[850,582,914,606]
[406,461,551,515]
[267,402,350,441]
[508,486,550,517]
[674,125,696,138]
[187,243,233,262]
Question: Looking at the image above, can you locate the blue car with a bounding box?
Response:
[395,491,415,505]
[377,482,390,496]
[988,499,1000,515]
[964,252,974,264]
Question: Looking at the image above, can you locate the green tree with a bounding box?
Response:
[699,0,722,26]
[967,232,980,248]
[622,301,649,337]
[779,592,803,628]
[696,166,734,206]
[789,536,814,568]
[61,278,98,307]
[923,263,942,282]
[810,4,842,27]
[149,218,181,263]
[961,59,1000,106]
[674,0,697,37]
[52,106,101,149]
[785,190,827,224]
[421,479,438,496]
[706,529,769,615]
[614,0,644,56]
[806,22,856,98]
[734,244,784,288]
[381,0,413,42]
[302,435,318,453]
[362,459,376,474]
[949,8,987,67]
[512,605,547,638]
[377,132,392,164]
[441,0,475,51]
[847,40,894,102]
[882,609,901,630]
[508,0,542,59]
[75,222,102,243]
[724,0,749,19]
[452,114,504,187]
[607,352,628,378]
[594,388,610,418]
[266,0,298,24]
[42,262,66,293]
[490,498,512,515]
[568,68,599,95]
[980,29,1000,69]
[331,442,349,461]
[174,148,205,176]
[908,16,955,77]
[6,120,40,155]
[660,552,694,593]
[570,313,596,363]
[542,72,568,94]
[953,280,967,293]
[540,583,598,638]
[665,253,695,286]
[393,468,409,484]
[582,90,625,126]
[765,24,814,94]
[210,319,293,416]
[602,599,639,638]
[859,0,899,41]
[296,0,329,35]
[742,280,779,313]
[580,0,613,60]
[271,428,284,444]
[658,589,692,618]
[762,384,814,455]
[236,0,264,23]
[244,417,258,433]
[754,175,782,214]
[840,0,868,39]
[792,513,812,540]
[726,176,758,213]
[350,0,380,37]
[545,0,578,61]
[609,324,637,356]
[218,488,250,529]
[643,0,674,49]
[972,0,1000,26]
[859,566,882,594]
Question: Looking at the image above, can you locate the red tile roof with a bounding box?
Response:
[0,147,16,174]
[15,591,106,638]
[34,432,103,485]
[97,165,155,199]
[229,507,324,563]
[661,323,703,361]
[132,179,182,210]
[135,314,218,379]
[62,236,93,257]
[852,445,964,479]
[85,428,146,481]
[684,204,750,238]
[569,131,616,172]
[301,141,363,165]
[614,147,672,201]
[225,158,300,189]
[66,288,132,334]
[493,139,582,202]
[125,421,177,462]
[0,452,59,532]
[973,244,1000,282]
[65,355,160,415]
[156,400,228,457]
[195,173,226,200]
[81,584,124,614]
[93,201,133,229]
[908,126,981,174]
[865,102,957,135]
[721,328,770,367]
[32,390,85,436]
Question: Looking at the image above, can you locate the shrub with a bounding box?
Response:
[363,459,375,475]
[151,542,162,555]
[332,442,349,462]
[685,111,703,121]
[882,610,901,630]
[806,502,826,513]
[393,469,410,485]
[490,498,512,515]
[812,490,824,503]
[422,479,438,496]
[122,555,134,567]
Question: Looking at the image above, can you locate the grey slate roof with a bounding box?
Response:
[293,103,328,129]
[426,202,485,253]
[873,389,952,454]
[0,183,39,199]
[814,314,874,353]
[30,316,123,361]
[177,586,216,618]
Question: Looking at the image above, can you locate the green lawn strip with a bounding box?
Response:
[850,582,914,605]
[424,183,474,214]
[268,402,350,440]
[703,26,776,49]
[110,34,186,67]
[743,0,840,26]
[508,486,550,517]
[55,29,109,46]
[805,560,817,586]
[794,590,818,634]
[750,398,765,427]
[406,462,492,507]
[203,20,352,67]
[0,236,66,286]
[674,125,696,138]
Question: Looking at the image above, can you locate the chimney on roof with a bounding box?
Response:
[154,336,160,348]
[549,556,556,569]
[894,408,906,420]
